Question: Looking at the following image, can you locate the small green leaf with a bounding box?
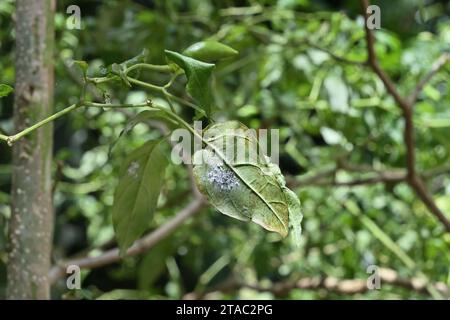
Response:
[192,121,302,240]
[0,84,13,98]
[112,139,168,254]
[183,41,238,63]
[165,50,215,116]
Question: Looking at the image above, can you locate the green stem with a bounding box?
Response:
[85,102,150,108]
[195,254,231,294]
[1,101,154,146]
[88,63,171,84]
[1,58,202,145]
[87,65,205,117]
[1,61,206,145]
[127,77,205,116]
[164,73,179,88]
[154,105,198,136]
[7,103,80,145]
[162,89,176,113]
[127,77,162,92]
[125,63,171,74]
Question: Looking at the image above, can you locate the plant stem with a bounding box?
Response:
[1,101,156,145]
[88,63,171,84]
[87,64,206,117]
[85,102,150,108]
[127,77,206,116]
[125,63,171,74]
[164,73,180,88]
[7,103,80,145]
[1,63,204,145]
[154,105,198,136]
[127,77,162,92]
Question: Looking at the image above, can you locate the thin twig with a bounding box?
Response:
[184,267,450,299]
[125,63,171,74]
[409,176,450,231]
[289,163,450,189]
[362,1,409,113]
[361,0,450,233]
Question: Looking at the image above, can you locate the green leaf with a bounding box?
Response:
[165,50,215,116]
[183,41,238,63]
[192,121,302,240]
[0,84,13,98]
[112,139,168,254]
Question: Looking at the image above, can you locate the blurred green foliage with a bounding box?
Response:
[0,0,450,299]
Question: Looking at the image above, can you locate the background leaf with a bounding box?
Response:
[112,139,168,253]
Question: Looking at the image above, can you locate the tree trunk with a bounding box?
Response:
[7,0,55,299]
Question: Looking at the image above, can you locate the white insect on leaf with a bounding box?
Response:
[207,164,239,191]
[127,161,140,179]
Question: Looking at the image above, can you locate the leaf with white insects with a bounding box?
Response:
[112,139,168,254]
[193,121,302,240]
